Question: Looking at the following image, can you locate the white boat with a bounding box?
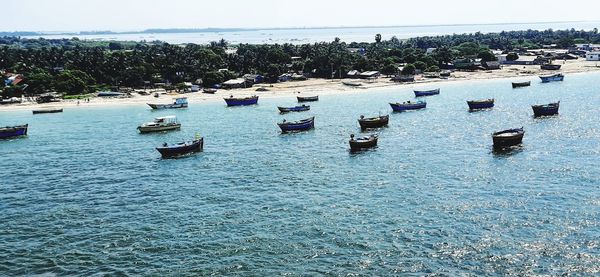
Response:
[137,116,181,133]
[147,97,188,109]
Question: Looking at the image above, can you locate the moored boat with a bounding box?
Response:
[224,95,259,106]
[278,117,315,132]
[540,74,564,83]
[532,101,560,117]
[512,81,531,88]
[147,97,188,109]
[492,127,524,149]
[297,95,319,102]
[137,116,181,133]
[349,134,378,151]
[414,88,440,97]
[389,101,426,112]
[0,124,28,139]
[278,105,310,113]
[541,64,562,70]
[467,99,495,110]
[32,108,63,114]
[203,88,217,94]
[358,115,389,130]
[156,137,204,158]
[342,81,363,87]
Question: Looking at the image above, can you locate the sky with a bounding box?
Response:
[2,0,600,32]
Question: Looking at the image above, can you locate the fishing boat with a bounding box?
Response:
[532,101,560,117]
[358,115,389,130]
[541,64,562,70]
[512,81,531,88]
[32,108,63,114]
[203,88,217,94]
[147,97,188,109]
[342,81,363,87]
[492,128,524,149]
[540,73,564,83]
[278,117,315,132]
[137,116,181,133]
[277,105,310,113]
[297,95,319,102]
[349,134,378,151]
[224,95,259,106]
[0,124,28,139]
[389,101,426,112]
[156,137,204,158]
[414,88,440,97]
[467,99,495,110]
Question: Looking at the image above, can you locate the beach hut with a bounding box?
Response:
[483,61,501,70]
[222,78,249,89]
[347,70,361,78]
[278,74,293,82]
[359,71,380,79]
[586,51,600,61]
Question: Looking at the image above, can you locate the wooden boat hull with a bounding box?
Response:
[540,74,564,83]
[224,96,259,106]
[297,96,319,102]
[390,102,426,112]
[138,124,181,133]
[147,103,188,109]
[492,128,524,149]
[532,102,559,117]
[358,115,389,130]
[342,81,362,87]
[512,81,531,88]
[156,138,203,158]
[278,106,310,113]
[414,89,440,97]
[349,136,378,151]
[0,124,28,139]
[32,108,63,114]
[203,89,217,94]
[278,117,315,132]
[467,100,495,110]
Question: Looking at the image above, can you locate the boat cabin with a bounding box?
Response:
[174,97,188,105]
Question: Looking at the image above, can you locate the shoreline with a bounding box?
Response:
[2,59,600,112]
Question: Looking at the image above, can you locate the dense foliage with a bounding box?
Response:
[1,28,598,96]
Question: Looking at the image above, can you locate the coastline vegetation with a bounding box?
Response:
[1,28,599,98]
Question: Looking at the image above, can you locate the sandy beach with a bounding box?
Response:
[2,58,600,112]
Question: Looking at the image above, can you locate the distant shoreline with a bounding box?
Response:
[3,20,595,37]
[2,62,599,112]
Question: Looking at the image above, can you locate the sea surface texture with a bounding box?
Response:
[1,74,599,275]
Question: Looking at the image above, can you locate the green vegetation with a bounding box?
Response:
[1,28,598,97]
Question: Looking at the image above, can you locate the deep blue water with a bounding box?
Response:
[1,73,600,275]
[24,21,600,44]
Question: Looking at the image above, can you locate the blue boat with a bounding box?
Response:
[532,101,560,117]
[278,117,315,132]
[156,137,204,158]
[0,124,28,139]
[389,101,426,112]
[414,88,440,97]
[224,95,259,106]
[278,105,310,113]
[540,73,564,83]
[467,99,495,110]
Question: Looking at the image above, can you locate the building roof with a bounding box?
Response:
[223,78,246,85]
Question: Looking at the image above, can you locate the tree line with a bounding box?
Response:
[1,28,599,97]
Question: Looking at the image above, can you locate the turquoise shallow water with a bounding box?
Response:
[1,73,599,275]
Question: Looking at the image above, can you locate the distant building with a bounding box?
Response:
[586,52,600,61]
[359,71,380,79]
[222,78,249,89]
[347,70,361,78]
[483,61,501,70]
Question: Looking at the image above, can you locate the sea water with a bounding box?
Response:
[1,73,599,275]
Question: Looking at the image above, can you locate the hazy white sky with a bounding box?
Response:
[2,0,600,31]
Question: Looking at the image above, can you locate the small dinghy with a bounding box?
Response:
[297,95,319,102]
[467,99,495,110]
[156,137,204,158]
[389,101,426,112]
[532,101,559,117]
[540,74,564,83]
[414,88,440,97]
[512,81,531,88]
[277,105,310,113]
[32,108,63,114]
[358,115,389,130]
[492,127,524,149]
[224,95,259,106]
[278,117,315,133]
[349,134,378,151]
[0,124,28,139]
